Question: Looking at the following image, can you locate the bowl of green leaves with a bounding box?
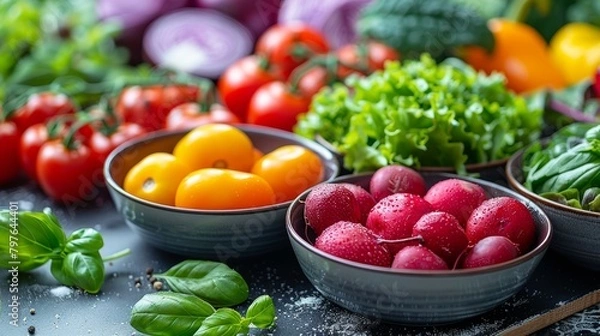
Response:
[296,54,542,181]
[506,123,600,270]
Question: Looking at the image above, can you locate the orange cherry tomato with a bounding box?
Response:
[464,19,565,93]
[173,124,254,172]
[251,145,324,203]
[124,153,191,206]
[253,148,264,164]
[175,168,276,210]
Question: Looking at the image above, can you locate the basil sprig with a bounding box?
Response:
[130,260,275,336]
[0,209,129,293]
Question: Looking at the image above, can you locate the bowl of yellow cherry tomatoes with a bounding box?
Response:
[104,123,339,259]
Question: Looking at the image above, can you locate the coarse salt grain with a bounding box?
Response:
[50,286,73,298]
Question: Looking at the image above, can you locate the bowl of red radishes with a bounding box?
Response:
[286,165,552,325]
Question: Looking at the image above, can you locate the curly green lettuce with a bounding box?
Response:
[295,54,542,173]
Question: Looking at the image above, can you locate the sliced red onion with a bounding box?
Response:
[278,0,372,48]
[143,9,254,79]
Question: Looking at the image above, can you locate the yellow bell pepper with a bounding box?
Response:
[550,23,600,85]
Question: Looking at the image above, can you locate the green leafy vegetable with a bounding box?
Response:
[523,123,600,212]
[245,295,276,329]
[567,0,600,27]
[155,260,249,307]
[0,209,129,292]
[130,292,216,336]
[194,308,249,336]
[357,0,495,58]
[296,55,542,173]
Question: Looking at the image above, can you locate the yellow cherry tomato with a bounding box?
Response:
[173,123,254,172]
[124,153,191,205]
[175,168,276,210]
[251,145,324,203]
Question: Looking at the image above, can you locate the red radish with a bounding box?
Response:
[392,246,448,270]
[412,211,468,267]
[340,183,376,224]
[315,221,391,267]
[305,183,362,235]
[369,165,427,201]
[465,197,536,253]
[461,236,520,269]
[423,179,487,227]
[366,193,433,254]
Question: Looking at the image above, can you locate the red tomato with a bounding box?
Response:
[247,81,311,132]
[20,123,60,182]
[89,123,147,165]
[115,85,199,131]
[165,103,240,131]
[337,41,400,79]
[11,92,76,132]
[256,24,329,79]
[0,121,20,185]
[218,55,280,121]
[297,66,329,98]
[36,140,102,202]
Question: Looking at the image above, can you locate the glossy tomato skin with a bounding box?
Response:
[20,124,54,181]
[115,85,199,131]
[256,24,329,79]
[247,81,311,132]
[173,123,255,172]
[165,103,240,131]
[218,55,280,122]
[36,140,101,202]
[175,168,276,210]
[337,41,400,79]
[251,145,324,203]
[297,66,329,98]
[89,123,147,165]
[0,121,21,185]
[124,153,191,206]
[11,92,76,132]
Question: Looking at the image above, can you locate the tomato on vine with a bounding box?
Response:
[256,24,329,79]
[218,55,281,122]
[336,41,400,79]
[11,92,76,132]
[0,120,21,185]
[247,81,311,132]
[115,85,200,131]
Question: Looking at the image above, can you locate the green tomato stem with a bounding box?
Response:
[102,248,131,262]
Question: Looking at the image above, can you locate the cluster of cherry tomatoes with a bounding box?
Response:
[124,123,324,210]
[218,23,400,132]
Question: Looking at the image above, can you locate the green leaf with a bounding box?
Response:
[131,292,215,336]
[155,260,249,307]
[245,295,276,329]
[0,210,66,271]
[582,187,600,212]
[567,0,600,27]
[194,308,248,336]
[357,0,495,58]
[63,251,105,294]
[65,228,104,253]
[50,258,75,287]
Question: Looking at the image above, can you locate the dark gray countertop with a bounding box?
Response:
[1,182,599,336]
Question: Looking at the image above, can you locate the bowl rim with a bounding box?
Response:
[286,172,553,277]
[104,124,340,215]
[506,146,600,218]
[313,134,508,172]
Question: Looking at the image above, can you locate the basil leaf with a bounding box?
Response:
[0,210,66,271]
[245,295,276,329]
[131,292,215,336]
[155,260,249,307]
[50,258,75,286]
[63,251,104,294]
[65,228,104,253]
[193,308,249,336]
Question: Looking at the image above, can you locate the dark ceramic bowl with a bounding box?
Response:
[105,125,339,259]
[286,172,552,325]
[506,148,600,270]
